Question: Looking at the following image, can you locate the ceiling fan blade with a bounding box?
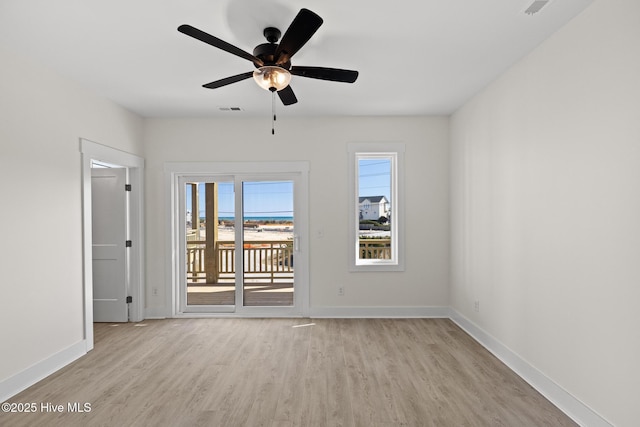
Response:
[290,66,359,83]
[275,9,323,66]
[278,85,298,106]
[203,71,254,89]
[178,24,264,67]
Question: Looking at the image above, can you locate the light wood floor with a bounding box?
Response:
[0,319,577,427]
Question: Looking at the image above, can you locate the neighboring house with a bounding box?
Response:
[359,196,389,221]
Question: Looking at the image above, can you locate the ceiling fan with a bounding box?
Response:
[178,8,359,106]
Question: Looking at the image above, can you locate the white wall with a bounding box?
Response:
[0,45,144,390]
[143,116,449,315]
[450,0,640,425]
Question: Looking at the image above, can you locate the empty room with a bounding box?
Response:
[0,0,638,426]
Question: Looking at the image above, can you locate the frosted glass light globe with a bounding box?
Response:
[252,66,292,92]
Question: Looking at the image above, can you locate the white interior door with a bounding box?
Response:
[91,167,128,322]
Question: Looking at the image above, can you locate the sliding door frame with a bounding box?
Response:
[165,162,310,318]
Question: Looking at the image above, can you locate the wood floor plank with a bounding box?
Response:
[271,321,312,424]
[342,319,397,426]
[0,319,578,427]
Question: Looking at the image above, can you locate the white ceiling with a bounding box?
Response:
[0,0,594,118]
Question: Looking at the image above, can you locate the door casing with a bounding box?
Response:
[81,138,145,350]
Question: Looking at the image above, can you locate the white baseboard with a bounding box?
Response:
[152,306,450,319]
[449,310,613,427]
[309,305,452,318]
[0,340,87,403]
[144,306,167,319]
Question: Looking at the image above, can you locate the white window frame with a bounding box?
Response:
[348,142,405,272]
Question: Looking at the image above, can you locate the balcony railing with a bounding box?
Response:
[187,238,392,283]
[358,239,392,260]
[187,240,294,284]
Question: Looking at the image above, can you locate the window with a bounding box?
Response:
[348,143,405,271]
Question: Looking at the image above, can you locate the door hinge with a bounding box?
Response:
[126,240,132,247]
[126,296,133,304]
[125,184,132,191]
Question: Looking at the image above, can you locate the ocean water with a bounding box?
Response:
[215,216,293,222]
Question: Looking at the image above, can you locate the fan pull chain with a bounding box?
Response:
[271,90,276,135]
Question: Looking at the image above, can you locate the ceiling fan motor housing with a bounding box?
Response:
[253,39,291,70]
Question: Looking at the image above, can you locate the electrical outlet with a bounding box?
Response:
[338,286,345,296]
[152,287,159,297]
[474,300,480,312]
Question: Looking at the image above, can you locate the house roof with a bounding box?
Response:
[359,196,388,203]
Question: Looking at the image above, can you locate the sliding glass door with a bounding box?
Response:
[182,178,236,310]
[175,168,307,316]
[241,180,295,307]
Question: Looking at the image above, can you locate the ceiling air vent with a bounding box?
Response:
[524,0,550,15]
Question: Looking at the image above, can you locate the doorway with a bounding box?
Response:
[81,139,145,350]
[167,162,309,317]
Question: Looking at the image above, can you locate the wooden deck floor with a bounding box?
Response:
[187,283,293,306]
[0,318,577,427]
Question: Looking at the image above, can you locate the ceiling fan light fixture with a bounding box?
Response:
[253,66,291,91]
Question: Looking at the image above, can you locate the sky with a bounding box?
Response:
[358,158,391,202]
[185,159,390,219]
[187,181,293,218]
